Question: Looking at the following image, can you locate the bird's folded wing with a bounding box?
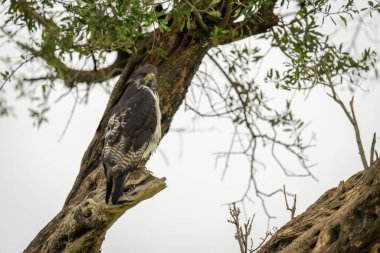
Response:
[103,89,157,172]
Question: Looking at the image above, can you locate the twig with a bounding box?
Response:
[24,75,56,82]
[157,148,170,166]
[185,1,209,31]
[228,203,255,253]
[204,51,314,223]
[54,89,72,103]
[370,132,377,165]
[0,56,36,91]
[349,97,369,169]
[251,231,273,252]
[57,86,78,142]
[219,0,233,28]
[283,185,296,219]
[91,51,98,72]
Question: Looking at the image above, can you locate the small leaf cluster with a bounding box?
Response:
[265,0,378,90]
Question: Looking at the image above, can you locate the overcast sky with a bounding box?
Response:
[1,6,380,253]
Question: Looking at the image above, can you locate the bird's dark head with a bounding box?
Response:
[135,64,157,89]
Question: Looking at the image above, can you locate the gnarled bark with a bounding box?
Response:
[258,160,380,253]
[25,170,166,253]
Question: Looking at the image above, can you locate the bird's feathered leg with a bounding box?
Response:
[105,147,146,205]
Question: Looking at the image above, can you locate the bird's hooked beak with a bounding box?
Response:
[144,72,156,81]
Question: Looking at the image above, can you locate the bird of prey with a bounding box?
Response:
[102,64,161,205]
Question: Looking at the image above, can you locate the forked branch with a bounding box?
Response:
[228,203,255,253]
[283,185,297,219]
[228,203,272,253]
[326,75,369,169]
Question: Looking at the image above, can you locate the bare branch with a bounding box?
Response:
[349,97,369,169]
[23,75,56,83]
[228,203,274,252]
[370,132,377,165]
[228,203,255,253]
[201,49,315,223]
[0,55,36,91]
[57,86,78,142]
[325,65,369,169]
[283,185,296,219]
[91,52,98,72]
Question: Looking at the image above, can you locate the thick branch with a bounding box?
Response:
[62,51,129,86]
[258,160,380,253]
[218,6,279,45]
[18,42,129,87]
[219,0,234,28]
[25,170,166,252]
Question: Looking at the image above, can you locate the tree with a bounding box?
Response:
[0,0,379,252]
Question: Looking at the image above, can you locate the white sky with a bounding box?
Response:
[1,4,380,253]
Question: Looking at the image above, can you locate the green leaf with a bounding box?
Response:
[210,0,221,6]
[207,9,221,18]
[159,19,171,32]
[152,46,168,58]
[339,15,347,26]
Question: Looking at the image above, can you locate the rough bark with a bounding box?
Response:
[258,159,380,253]
[25,170,166,253]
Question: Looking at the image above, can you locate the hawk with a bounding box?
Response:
[102,64,161,205]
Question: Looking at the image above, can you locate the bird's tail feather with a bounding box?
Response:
[105,173,113,204]
[111,174,127,205]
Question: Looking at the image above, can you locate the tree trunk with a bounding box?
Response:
[258,160,380,253]
[25,29,211,252]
